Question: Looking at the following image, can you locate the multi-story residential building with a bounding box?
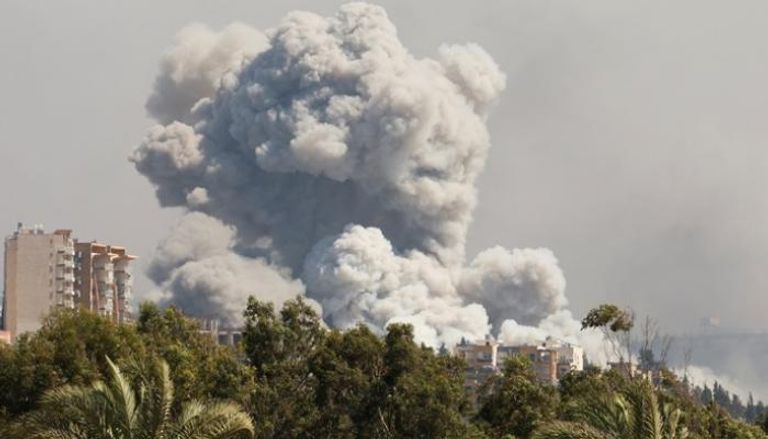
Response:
[1,225,138,341]
[74,242,136,323]
[2,224,76,341]
[498,344,559,384]
[545,338,584,378]
[456,336,584,388]
[456,336,499,389]
[456,335,498,368]
[196,317,243,346]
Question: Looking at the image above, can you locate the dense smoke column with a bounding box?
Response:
[136,3,505,271]
[133,2,601,354]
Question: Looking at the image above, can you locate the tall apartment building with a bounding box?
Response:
[2,224,76,341]
[2,224,137,341]
[74,242,136,324]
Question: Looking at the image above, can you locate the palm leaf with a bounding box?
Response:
[533,421,610,439]
[171,400,255,439]
[7,355,254,439]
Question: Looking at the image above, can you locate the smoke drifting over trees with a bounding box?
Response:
[132,3,601,354]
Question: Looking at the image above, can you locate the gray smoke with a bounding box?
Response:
[133,2,603,353]
[146,212,304,324]
[146,22,268,125]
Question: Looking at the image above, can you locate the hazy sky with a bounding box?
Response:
[2,0,767,335]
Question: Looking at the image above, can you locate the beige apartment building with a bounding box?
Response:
[456,336,584,389]
[2,225,76,341]
[2,224,136,341]
[74,242,136,323]
[498,344,559,384]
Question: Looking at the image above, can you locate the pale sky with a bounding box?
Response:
[2,0,768,337]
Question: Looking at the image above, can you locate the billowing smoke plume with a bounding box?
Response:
[146,22,268,125]
[303,225,490,347]
[133,2,602,355]
[147,212,304,324]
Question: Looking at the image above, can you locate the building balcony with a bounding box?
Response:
[116,288,132,300]
[55,272,75,282]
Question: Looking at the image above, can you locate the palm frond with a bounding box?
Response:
[533,421,610,439]
[171,400,255,439]
[135,358,174,439]
[103,356,139,436]
[7,355,252,439]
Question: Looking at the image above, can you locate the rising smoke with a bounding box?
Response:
[132,2,603,358]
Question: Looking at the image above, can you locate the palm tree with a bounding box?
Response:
[4,357,254,439]
[533,381,688,439]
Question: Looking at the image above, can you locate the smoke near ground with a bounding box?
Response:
[132,2,603,354]
[146,212,304,324]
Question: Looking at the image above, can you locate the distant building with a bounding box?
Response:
[546,338,585,378]
[456,336,499,389]
[2,224,137,341]
[456,335,498,368]
[2,224,76,341]
[0,330,12,344]
[74,241,136,323]
[609,359,665,387]
[456,336,584,388]
[195,317,243,346]
[498,344,559,384]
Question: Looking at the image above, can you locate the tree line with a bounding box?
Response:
[0,297,766,438]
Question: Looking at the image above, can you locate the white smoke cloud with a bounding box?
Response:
[133,2,603,354]
[498,310,609,366]
[460,246,568,331]
[303,224,490,347]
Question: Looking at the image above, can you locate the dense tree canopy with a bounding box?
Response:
[476,355,557,437]
[0,299,764,439]
[3,356,253,439]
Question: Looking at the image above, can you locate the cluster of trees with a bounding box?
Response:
[582,304,768,429]
[691,382,768,425]
[0,297,766,438]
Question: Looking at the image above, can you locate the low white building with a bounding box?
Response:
[542,337,584,378]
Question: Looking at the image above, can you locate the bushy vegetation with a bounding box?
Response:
[0,298,765,438]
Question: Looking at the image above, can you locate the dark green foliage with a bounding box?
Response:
[3,356,254,439]
[136,302,253,406]
[242,296,324,438]
[475,355,557,438]
[0,300,765,439]
[0,308,142,416]
[241,299,477,438]
[581,304,633,333]
[558,367,629,422]
[687,380,768,424]
[532,421,608,439]
[365,323,476,438]
[308,325,386,438]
